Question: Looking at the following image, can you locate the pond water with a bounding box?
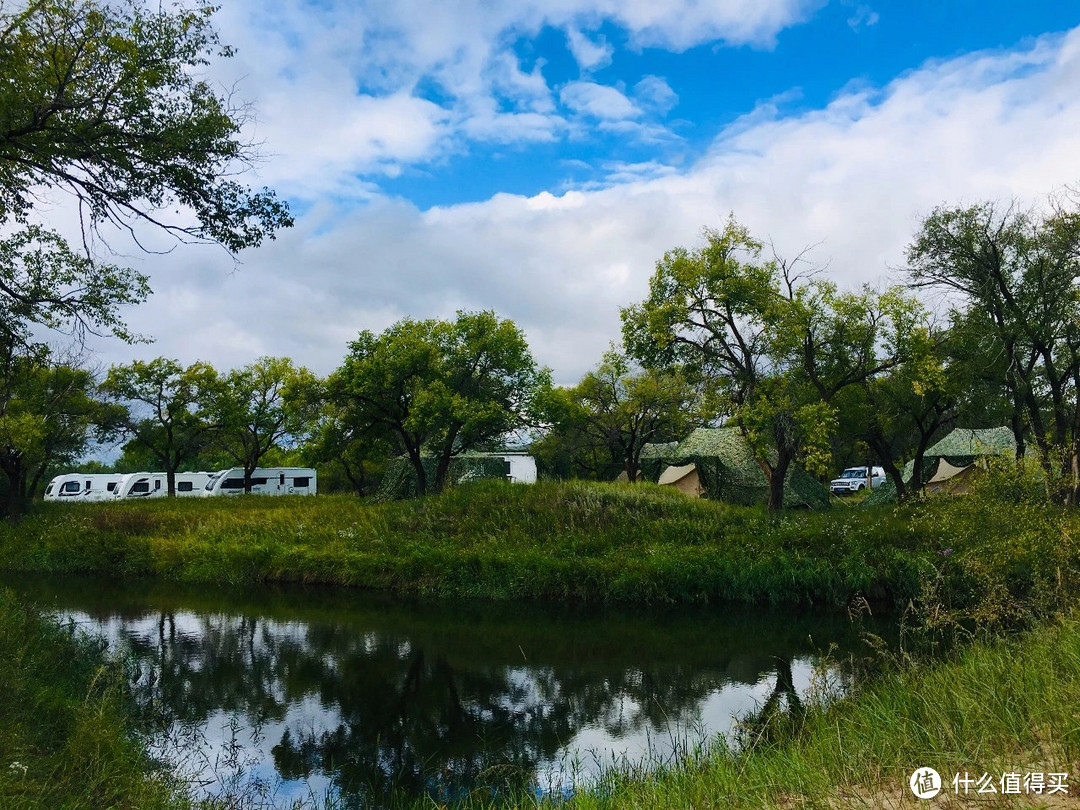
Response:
[6,576,888,808]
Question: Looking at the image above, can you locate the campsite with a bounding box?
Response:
[3,1,1080,809]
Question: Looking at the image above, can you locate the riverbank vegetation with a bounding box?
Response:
[0,589,197,809]
[0,478,1076,635]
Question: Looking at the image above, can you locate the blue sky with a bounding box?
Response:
[374,1,1080,208]
[66,0,1080,386]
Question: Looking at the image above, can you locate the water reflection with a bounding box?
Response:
[6,577,882,807]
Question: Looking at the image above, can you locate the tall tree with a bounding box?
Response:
[332,312,547,495]
[536,349,701,483]
[907,197,1080,501]
[213,357,315,492]
[623,217,921,509]
[101,358,220,496]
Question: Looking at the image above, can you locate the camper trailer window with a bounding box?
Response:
[45,485,54,495]
[131,482,150,494]
[221,478,244,489]
[293,477,310,487]
[107,483,117,492]
[251,477,268,485]
[177,482,193,492]
[62,482,80,493]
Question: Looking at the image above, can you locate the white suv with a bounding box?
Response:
[830,466,885,495]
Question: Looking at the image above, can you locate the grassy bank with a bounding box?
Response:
[2,480,1078,626]
[0,589,196,809]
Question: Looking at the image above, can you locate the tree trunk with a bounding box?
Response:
[341,459,366,496]
[0,454,26,517]
[767,453,791,512]
[432,427,460,494]
[407,446,427,496]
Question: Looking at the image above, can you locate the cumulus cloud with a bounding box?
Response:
[203,0,819,197]
[565,28,614,71]
[560,81,640,119]
[77,28,1080,396]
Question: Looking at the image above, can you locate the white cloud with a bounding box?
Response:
[633,76,679,114]
[560,81,640,119]
[565,28,614,71]
[201,0,819,196]
[77,29,1080,395]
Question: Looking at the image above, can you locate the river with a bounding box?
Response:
[5,575,887,807]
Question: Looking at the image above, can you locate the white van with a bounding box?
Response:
[44,473,123,502]
[202,467,317,497]
[113,471,213,499]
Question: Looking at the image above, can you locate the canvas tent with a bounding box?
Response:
[638,442,679,483]
[657,463,705,497]
[376,452,534,500]
[863,426,1017,504]
[656,427,830,509]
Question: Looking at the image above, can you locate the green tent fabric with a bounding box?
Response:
[664,427,830,509]
[863,427,1016,505]
[376,453,509,500]
[638,442,680,483]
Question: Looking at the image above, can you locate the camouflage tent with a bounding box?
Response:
[376,453,509,500]
[661,427,830,509]
[638,442,679,483]
[863,426,1017,505]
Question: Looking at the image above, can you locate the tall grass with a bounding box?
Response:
[2,479,1079,630]
[0,589,195,809]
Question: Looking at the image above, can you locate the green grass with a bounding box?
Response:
[0,588,198,810]
[5,479,1080,808]
[2,480,1079,631]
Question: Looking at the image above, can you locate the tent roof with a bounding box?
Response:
[640,442,679,459]
[658,463,697,486]
[925,427,1015,459]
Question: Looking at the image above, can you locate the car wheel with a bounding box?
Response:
[857,483,865,491]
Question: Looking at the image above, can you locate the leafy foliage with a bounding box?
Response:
[100,357,220,495]
[332,311,548,494]
[623,217,925,509]
[534,348,701,482]
[0,0,291,250]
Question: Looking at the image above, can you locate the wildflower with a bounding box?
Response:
[936,548,953,557]
[9,761,27,776]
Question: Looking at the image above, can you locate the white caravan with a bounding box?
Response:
[202,467,317,497]
[113,471,213,499]
[44,473,123,502]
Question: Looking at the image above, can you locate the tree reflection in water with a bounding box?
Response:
[8,577,880,807]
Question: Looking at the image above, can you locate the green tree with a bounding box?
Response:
[101,357,220,495]
[332,311,547,495]
[623,218,920,509]
[0,226,149,347]
[213,357,315,492]
[0,0,290,250]
[536,349,701,483]
[0,350,118,513]
[907,196,1080,501]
